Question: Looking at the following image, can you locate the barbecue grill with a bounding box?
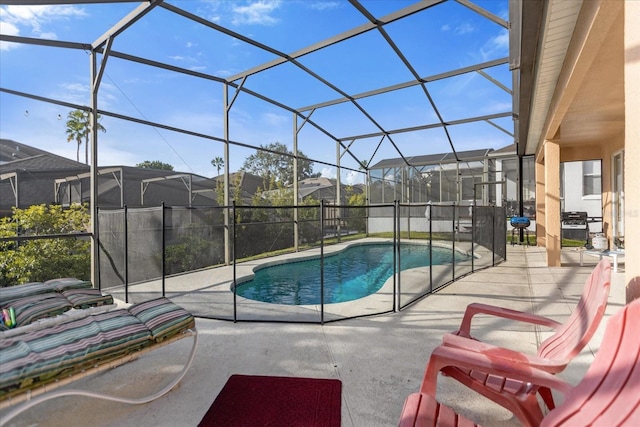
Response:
[561,211,589,242]
[510,216,531,245]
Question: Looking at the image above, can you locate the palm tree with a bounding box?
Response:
[65,110,86,162]
[65,110,106,164]
[211,156,224,176]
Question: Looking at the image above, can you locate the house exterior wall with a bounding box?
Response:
[543,140,561,267]
[624,0,640,302]
[530,0,640,303]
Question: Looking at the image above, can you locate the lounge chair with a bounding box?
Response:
[422,259,611,426]
[399,296,640,426]
[0,297,197,425]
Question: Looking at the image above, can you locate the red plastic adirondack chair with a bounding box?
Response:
[426,259,611,426]
[398,297,640,426]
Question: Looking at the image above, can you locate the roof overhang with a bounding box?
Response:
[516,0,585,157]
[517,0,624,158]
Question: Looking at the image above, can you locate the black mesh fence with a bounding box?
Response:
[165,207,225,274]
[97,209,126,290]
[97,202,506,321]
[98,205,226,302]
[233,206,297,260]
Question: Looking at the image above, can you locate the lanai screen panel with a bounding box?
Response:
[1,0,514,200]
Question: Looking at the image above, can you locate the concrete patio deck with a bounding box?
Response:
[1,245,626,427]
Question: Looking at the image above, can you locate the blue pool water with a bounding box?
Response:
[235,243,469,305]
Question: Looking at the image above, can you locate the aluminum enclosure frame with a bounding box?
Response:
[0,0,518,282]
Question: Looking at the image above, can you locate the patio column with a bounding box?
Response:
[544,140,561,267]
[624,0,640,302]
[535,158,546,248]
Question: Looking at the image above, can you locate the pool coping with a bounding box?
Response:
[104,237,489,322]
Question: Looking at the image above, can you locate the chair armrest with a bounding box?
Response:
[441,333,567,373]
[456,302,563,338]
[420,343,573,397]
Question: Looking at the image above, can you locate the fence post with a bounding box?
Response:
[96,207,101,291]
[492,207,496,266]
[124,204,128,304]
[232,201,237,323]
[471,204,475,272]
[451,204,456,282]
[502,206,507,261]
[161,202,166,297]
[428,202,433,294]
[396,201,401,312]
[320,200,325,324]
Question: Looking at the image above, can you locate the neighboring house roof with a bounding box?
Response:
[0,141,222,214]
[58,166,220,208]
[0,140,91,216]
[489,143,517,156]
[370,147,498,169]
[261,176,363,202]
[213,171,267,203]
[0,139,86,172]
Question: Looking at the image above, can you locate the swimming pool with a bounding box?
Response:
[235,243,470,305]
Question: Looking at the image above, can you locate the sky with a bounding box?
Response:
[0,0,513,185]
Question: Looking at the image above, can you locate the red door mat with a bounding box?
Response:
[198,374,342,427]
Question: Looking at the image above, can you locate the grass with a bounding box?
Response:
[507,234,588,247]
[237,232,588,263]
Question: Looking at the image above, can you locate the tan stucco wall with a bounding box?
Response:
[544,140,561,266]
[535,159,546,248]
[533,1,630,270]
[625,1,640,303]
[600,132,624,245]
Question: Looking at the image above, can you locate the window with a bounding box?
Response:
[582,160,601,196]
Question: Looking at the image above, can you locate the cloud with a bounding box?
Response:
[0,5,86,39]
[262,111,288,127]
[480,28,509,60]
[0,21,20,51]
[309,2,341,11]
[441,24,450,32]
[232,0,281,26]
[343,170,363,185]
[491,28,509,51]
[483,100,512,114]
[455,23,475,35]
[39,31,57,39]
[321,167,336,179]
[54,80,118,110]
[438,72,477,97]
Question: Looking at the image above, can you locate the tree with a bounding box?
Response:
[0,204,91,287]
[211,156,224,176]
[136,160,174,171]
[65,109,106,164]
[241,142,315,186]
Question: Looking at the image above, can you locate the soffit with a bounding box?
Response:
[525,0,582,156]
[552,7,624,147]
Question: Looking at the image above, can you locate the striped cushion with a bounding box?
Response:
[9,293,73,328]
[62,289,114,309]
[45,278,93,292]
[0,309,152,397]
[128,297,195,342]
[0,282,52,307]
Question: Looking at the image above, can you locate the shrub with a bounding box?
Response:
[0,204,90,287]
